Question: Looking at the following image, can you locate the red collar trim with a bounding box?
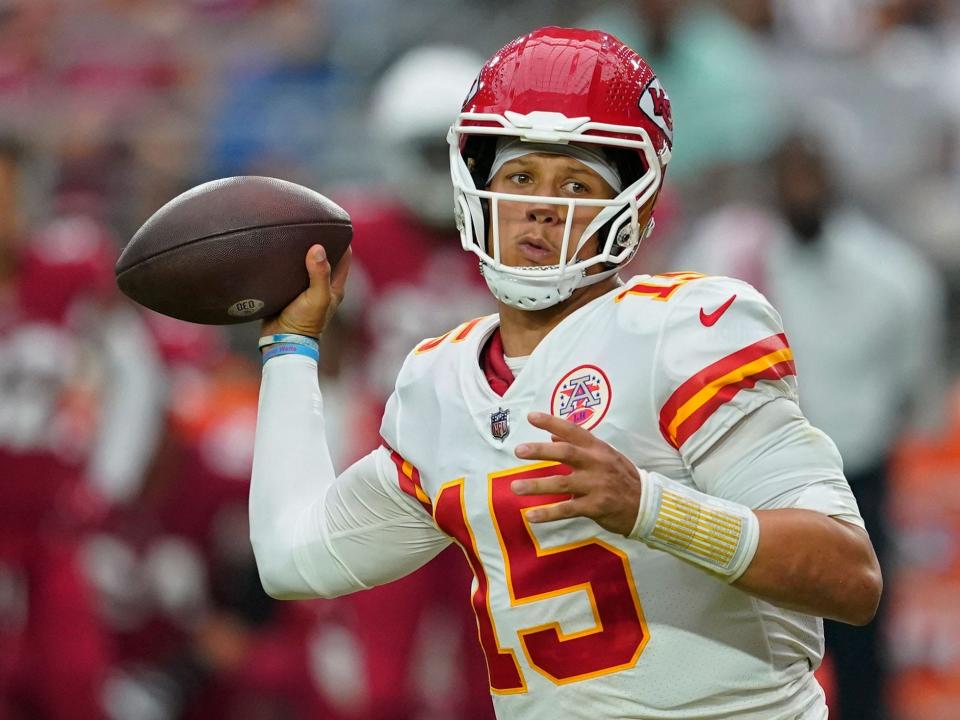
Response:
[481,327,514,397]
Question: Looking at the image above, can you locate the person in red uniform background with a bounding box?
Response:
[0,139,115,718]
[0,136,167,719]
[94,324,376,720]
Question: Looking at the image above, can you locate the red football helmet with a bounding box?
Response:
[448,27,673,310]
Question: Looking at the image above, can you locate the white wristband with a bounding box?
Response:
[629,470,760,583]
[258,333,319,350]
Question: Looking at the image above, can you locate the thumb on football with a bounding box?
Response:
[260,244,351,339]
[299,243,352,331]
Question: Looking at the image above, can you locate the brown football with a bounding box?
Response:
[115,176,352,325]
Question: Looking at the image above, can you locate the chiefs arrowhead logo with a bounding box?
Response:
[638,77,673,145]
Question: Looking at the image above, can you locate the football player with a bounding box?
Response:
[250,27,882,719]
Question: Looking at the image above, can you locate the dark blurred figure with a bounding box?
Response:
[676,130,948,720]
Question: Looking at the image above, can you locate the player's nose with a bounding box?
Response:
[525,201,564,225]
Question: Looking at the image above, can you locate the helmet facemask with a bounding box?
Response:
[449,114,665,311]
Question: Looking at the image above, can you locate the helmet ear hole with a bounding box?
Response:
[616,223,638,248]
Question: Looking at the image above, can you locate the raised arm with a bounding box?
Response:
[250,245,449,599]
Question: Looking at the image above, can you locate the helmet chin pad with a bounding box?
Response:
[479,262,621,311]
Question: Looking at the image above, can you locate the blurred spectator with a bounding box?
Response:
[767,0,952,227]
[0,221,117,720]
[93,351,362,720]
[673,130,948,720]
[0,129,166,717]
[580,0,786,197]
[202,0,350,185]
[23,215,166,504]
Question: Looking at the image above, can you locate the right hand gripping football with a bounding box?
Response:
[261,244,352,339]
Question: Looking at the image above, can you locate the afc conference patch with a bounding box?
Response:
[550,365,612,431]
[490,407,511,440]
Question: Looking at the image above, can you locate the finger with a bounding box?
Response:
[305,244,332,292]
[528,411,597,446]
[510,473,580,497]
[525,498,588,524]
[514,441,586,467]
[329,246,352,300]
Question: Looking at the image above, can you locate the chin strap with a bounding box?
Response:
[481,261,621,311]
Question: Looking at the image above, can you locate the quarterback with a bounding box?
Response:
[250,27,882,719]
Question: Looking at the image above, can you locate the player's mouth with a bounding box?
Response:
[516,235,556,264]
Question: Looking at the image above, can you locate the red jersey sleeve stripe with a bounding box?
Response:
[384,445,433,514]
[659,334,795,449]
[415,330,452,354]
[669,359,796,448]
[452,316,485,342]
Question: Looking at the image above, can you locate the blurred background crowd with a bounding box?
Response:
[1,1,959,719]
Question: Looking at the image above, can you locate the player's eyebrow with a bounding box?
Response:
[503,156,597,177]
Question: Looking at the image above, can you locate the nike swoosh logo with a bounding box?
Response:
[699,294,737,327]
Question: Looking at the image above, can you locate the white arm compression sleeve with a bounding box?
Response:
[250,354,450,600]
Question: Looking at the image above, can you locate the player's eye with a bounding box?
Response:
[508,172,533,186]
[562,180,591,195]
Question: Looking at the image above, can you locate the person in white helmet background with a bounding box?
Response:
[250,27,882,720]
[340,45,494,400]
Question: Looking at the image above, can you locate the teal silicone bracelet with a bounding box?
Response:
[260,342,320,365]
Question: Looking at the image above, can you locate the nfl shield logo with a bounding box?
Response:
[490,408,510,440]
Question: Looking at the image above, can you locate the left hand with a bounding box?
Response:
[512,411,644,536]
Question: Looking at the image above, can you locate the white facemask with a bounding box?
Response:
[448,113,663,311]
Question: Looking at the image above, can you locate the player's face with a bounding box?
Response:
[486,153,616,269]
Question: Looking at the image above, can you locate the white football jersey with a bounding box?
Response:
[378,273,831,720]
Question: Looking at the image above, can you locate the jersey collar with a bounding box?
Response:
[481,327,514,397]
